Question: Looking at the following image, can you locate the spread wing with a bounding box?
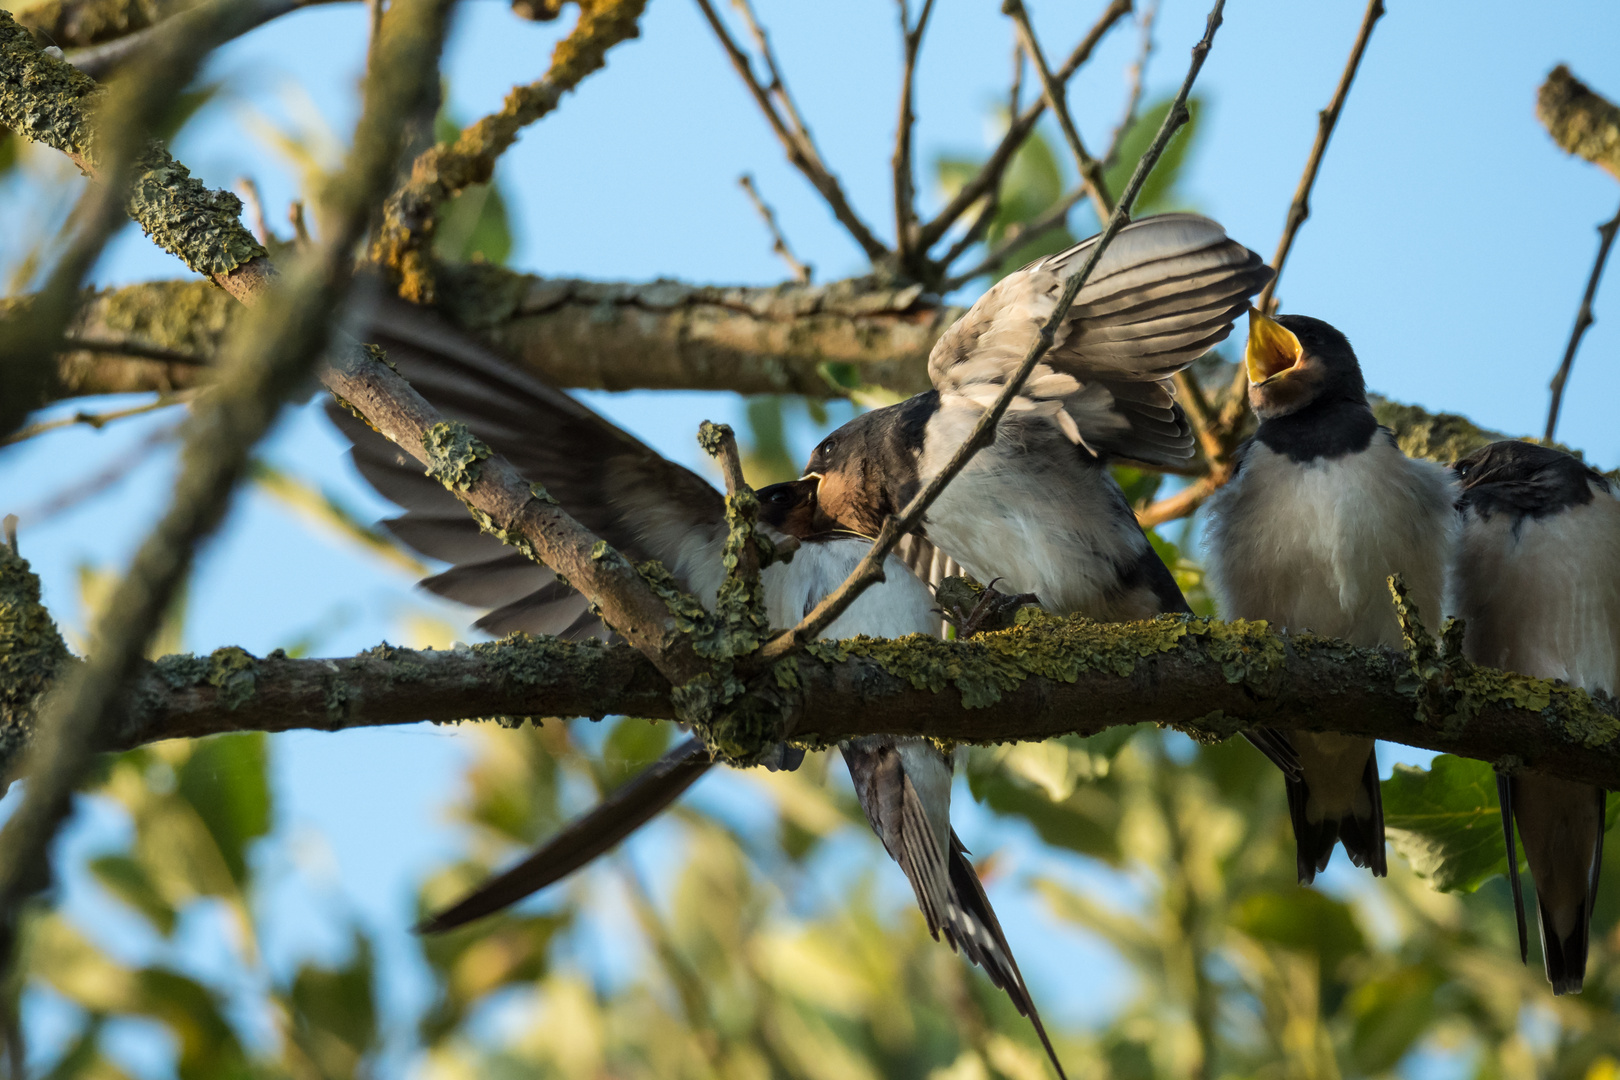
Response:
[327,293,726,639]
[928,213,1271,466]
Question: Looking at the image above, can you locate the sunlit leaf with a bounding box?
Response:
[175,733,272,887]
[286,930,379,1078]
[88,854,177,937]
[1231,887,1366,975]
[1383,755,1510,893]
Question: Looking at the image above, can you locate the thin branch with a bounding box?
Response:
[1004,0,1114,223]
[760,0,1226,665]
[371,0,649,302]
[891,0,937,269]
[693,0,888,263]
[943,184,1085,289]
[1219,0,1385,427]
[913,0,1132,257]
[236,176,279,247]
[698,420,763,594]
[1545,202,1620,441]
[1009,38,1024,115]
[738,173,812,284]
[13,421,179,527]
[1102,0,1157,170]
[0,392,190,447]
[1136,473,1219,529]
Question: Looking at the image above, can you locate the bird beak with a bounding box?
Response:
[1245,308,1304,385]
[800,472,837,532]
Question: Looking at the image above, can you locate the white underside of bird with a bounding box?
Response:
[1204,433,1457,877]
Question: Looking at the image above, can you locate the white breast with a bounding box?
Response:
[763,539,940,640]
[1452,483,1620,693]
[1203,437,1457,646]
[917,402,1148,618]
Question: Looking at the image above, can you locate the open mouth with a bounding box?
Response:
[1245,308,1304,385]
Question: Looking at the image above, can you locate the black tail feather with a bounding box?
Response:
[417,737,713,933]
[1540,894,1591,996]
[945,832,1068,1080]
[1337,748,1387,877]
[1497,771,1529,964]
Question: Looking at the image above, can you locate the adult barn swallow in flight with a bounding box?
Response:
[1203,311,1456,883]
[328,306,1069,1075]
[1452,440,1618,994]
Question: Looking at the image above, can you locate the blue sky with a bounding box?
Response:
[3,0,1619,1071]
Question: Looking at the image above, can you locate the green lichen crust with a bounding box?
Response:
[421,421,492,491]
[0,11,267,278]
[0,540,72,777]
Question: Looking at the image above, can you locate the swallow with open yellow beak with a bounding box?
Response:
[1452,440,1618,994]
[1203,311,1457,884]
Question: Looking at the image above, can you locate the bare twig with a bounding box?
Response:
[13,422,180,527]
[0,392,191,447]
[1009,38,1024,115]
[236,176,278,246]
[761,0,1226,663]
[65,0,345,78]
[913,0,1132,258]
[1004,0,1113,223]
[1219,0,1385,426]
[1136,473,1219,529]
[694,0,888,263]
[372,0,649,302]
[1544,202,1620,441]
[1102,0,1157,169]
[892,0,937,269]
[738,173,812,283]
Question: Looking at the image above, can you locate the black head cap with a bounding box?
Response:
[1247,313,1366,422]
[802,392,937,536]
[755,478,819,539]
[1453,440,1609,520]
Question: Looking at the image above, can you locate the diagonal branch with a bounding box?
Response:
[1004,0,1113,223]
[738,173,812,283]
[1544,202,1620,441]
[694,0,889,263]
[1219,0,1384,427]
[1101,0,1156,170]
[760,0,1227,665]
[372,0,649,303]
[891,0,937,271]
[1538,65,1620,184]
[913,0,1131,258]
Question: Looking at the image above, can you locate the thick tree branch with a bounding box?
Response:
[62,0,347,78]
[1539,65,1620,184]
[38,613,1620,797]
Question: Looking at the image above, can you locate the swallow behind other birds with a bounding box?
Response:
[1452,440,1619,994]
[1203,311,1457,883]
[326,308,1068,1075]
[1205,307,1458,880]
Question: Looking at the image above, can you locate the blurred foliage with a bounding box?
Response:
[431,110,512,267]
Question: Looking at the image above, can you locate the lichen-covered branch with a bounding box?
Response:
[13,0,193,48]
[371,0,648,303]
[54,610,1620,795]
[1539,64,1620,183]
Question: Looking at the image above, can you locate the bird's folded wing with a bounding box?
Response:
[326,292,727,638]
[928,213,1271,466]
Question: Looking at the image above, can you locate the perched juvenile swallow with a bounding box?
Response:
[1203,311,1456,883]
[1451,440,1618,994]
[328,311,1068,1074]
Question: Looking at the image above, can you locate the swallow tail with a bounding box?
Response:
[1509,773,1606,995]
[842,738,1067,1080]
[1284,735,1385,885]
[418,737,713,933]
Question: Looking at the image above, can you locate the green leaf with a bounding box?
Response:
[1230,887,1366,975]
[433,103,514,266]
[1345,963,1443,1074]
[287,931,379,1077]
[174,733,272,887]
[597,715,674,793]
[1101,95,1204,218]
[88,854,177,936]
[1382,755,1509,892]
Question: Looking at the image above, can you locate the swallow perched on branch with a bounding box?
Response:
[1451,440,1619,994]
[328,305,1069,1075]
[1204,311,1457,884]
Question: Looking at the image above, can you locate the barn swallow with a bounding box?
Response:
[328,308,1068,1074]
[1452,440,1618,994]
[1203,311,1457,883]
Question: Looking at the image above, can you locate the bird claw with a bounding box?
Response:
[936,576,1037,638]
